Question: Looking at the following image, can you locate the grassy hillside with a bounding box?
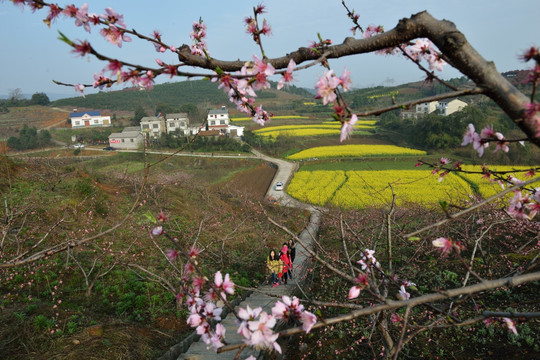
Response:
[51,80,313,113]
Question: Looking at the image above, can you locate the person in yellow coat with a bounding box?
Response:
[266,249,283,288]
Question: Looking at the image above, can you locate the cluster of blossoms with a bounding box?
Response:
[244,4,271,44]
[314,68,357,142]
[462,123,516,157]
[432,237,465,258]
[186,271,235,351]
[348,250,379,300]
[419,157,463,182]
[403,38,446,72]
[235,295,317,354]
[271,296,317,333]
[190,20,208,56]
[237,305,281,353]
[507,185,540,220]
[461,124,539,220]
[59,4,132,47]
[212,55,278,125]
[357,249,380,272]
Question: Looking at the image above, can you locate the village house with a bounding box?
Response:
[400,99,468,119]
[140,116,166,139]
[205,106,244,137]
[108,126,143,150]
[436,99,468,116]
[207,106,230,133]
[70,110,111,128]
[165,113,190,136]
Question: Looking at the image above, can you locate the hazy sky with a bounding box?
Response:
[1,0,538,98]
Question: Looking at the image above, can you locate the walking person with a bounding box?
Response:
[287,239,296,279]
[266,249,282,288]
[280,244,292,285]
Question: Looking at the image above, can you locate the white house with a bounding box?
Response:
[108,127,143,150]
[165,113,190,136]
[71,111,111,128]
[415,101,439,115]
[205,106,245,137]
[140,116,166,139]
[401,99,468,119]
[436,99,468,116]
[207,107,230,132]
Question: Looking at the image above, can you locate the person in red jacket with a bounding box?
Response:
[280,244,292,285]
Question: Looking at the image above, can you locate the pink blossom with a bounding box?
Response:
[214,271,235,297]
[150,226,163,236]
[440,157,449,165]
[503,318,518,335]
[363,24,384,38]
[348,286,361,299]
[252,105,271,126]
[300,311,317,333]
[494,132,509,153]
[71,40,92,57]
[261,19,272,36]
[339,67,352,91]
[462,123,487,156]
[340,114,358,142]
[101,7,125,28]
[315,70,340,105]
[74,3,91,33]
[398,285,410,300]
[189,246,201,258]
[166,249,179,260]
[480,125,495,138]
[391,313,403,324]
[277,59,296,90]
[208,323,226,351]
[100,25,132,47]
[74,84,86,97]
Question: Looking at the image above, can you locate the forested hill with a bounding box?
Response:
[51,80,313,111]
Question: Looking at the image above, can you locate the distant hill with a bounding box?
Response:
[51,80,313,112]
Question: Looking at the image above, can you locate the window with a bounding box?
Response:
[143,124,149,129]
[74,121,80,126]
[94,119,99,124]
[170,123,175,128]
[220,120,225,125]
[153,124,159,129]
[130,139,134,142]
[122,139,125,142]
[210,121,215,125]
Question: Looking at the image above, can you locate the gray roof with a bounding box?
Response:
[140,116,160,122]
[123,126,140,132]
[109,131,142,139]
[208,109,229,115]
[166,113,188,119]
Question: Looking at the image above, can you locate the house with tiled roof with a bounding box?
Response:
[70,110,111,128]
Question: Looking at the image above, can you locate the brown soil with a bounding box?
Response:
[226,162,277,200]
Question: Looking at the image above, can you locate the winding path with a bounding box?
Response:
[159,149,322,360]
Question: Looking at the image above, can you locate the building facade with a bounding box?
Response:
[140,116,166,139]
[108,127,143,150]
[71,111,112,128]
[165,113,190,136]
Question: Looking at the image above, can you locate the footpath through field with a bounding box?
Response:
[159,151,323,360]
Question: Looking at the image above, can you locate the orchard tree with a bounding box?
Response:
[30,92,50,105]
[2,1,540,359]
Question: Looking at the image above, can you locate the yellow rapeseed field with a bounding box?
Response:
[287,170,474,208]
[231,115,310,122]
[458,165,538,199]
[253,124,375,138]
[287,145,426,160]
